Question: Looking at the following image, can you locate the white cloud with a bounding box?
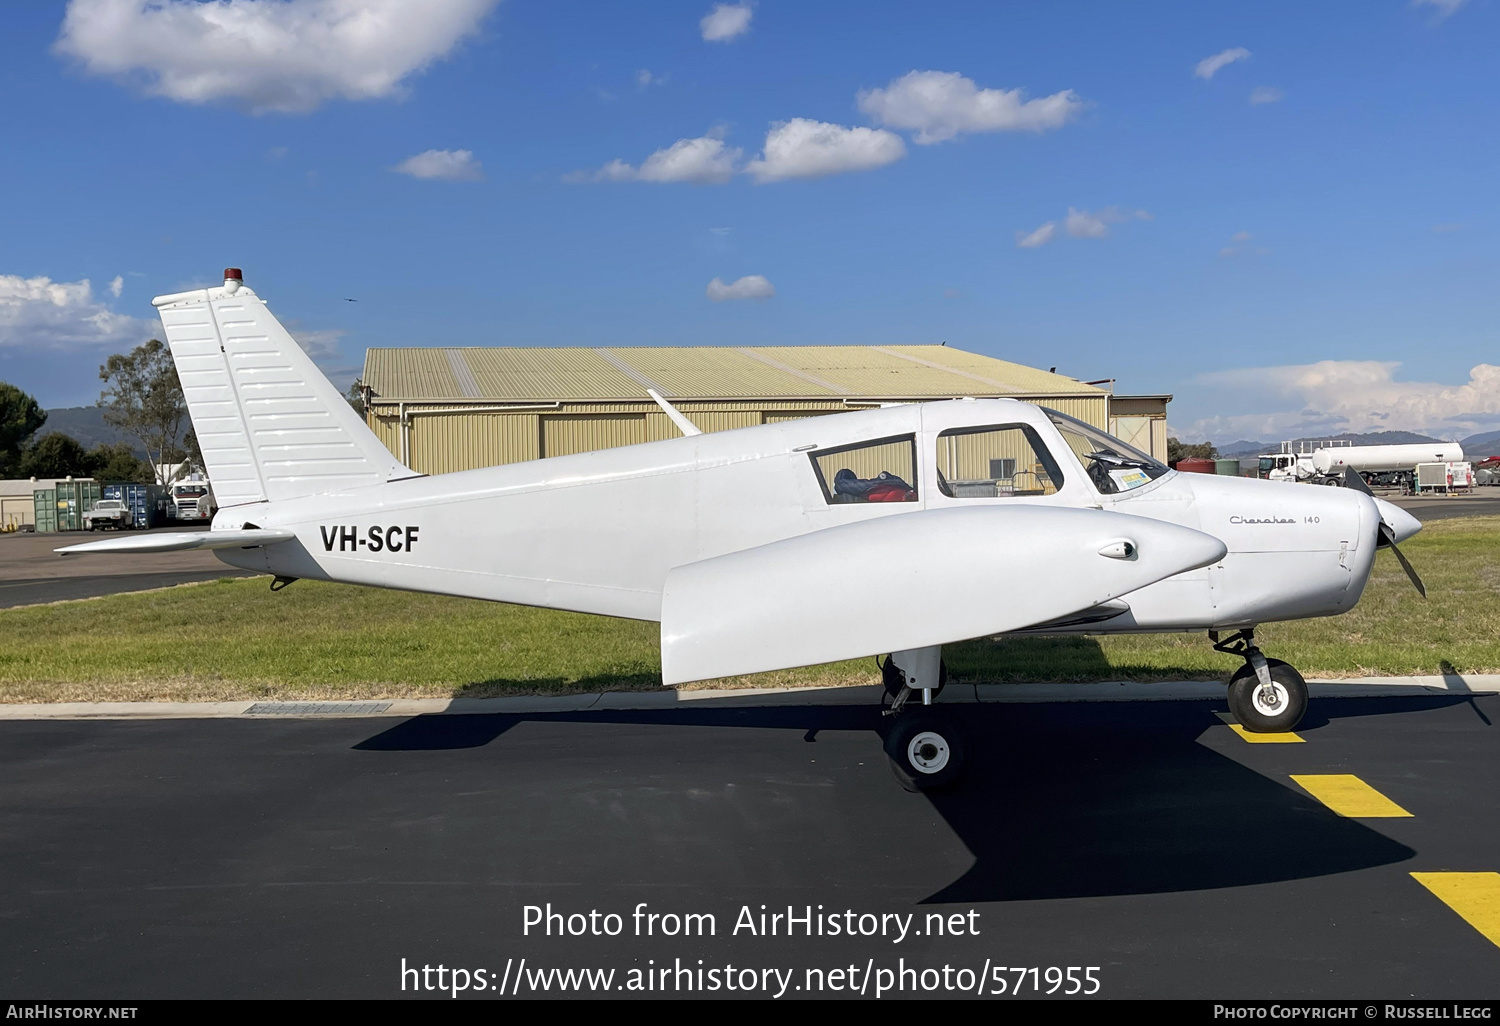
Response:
[700,2,753,42]
[1249,85,1285,105]
[636,68,667,90]
[0,274,152,350]
[1064,208,1111,239]
[290,327,346,361]
[1015,222,1057,249]
[638,136,740,183]
[745,119,906,183]
[1413,0,1469,17]
[392,148,483,181]
[706,275,774,301]
[108,275,123,298]
[1219,230,1268,257]
[54,0,499,114]
[1066,207,1149,238]
[857,70,1083,144]
[1017,208,1149,249]
[1194,47,1251,80]
[572,135,742,185]
[1188,361,1500,441]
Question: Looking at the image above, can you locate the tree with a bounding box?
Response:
[0,382,47,478]
[346,379,367,417]
[1167,437,1218,463]
[18,433,91,479]
[99,339,192,486]
[87,443,153,483]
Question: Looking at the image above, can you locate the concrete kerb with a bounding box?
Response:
[0,675,1495,721]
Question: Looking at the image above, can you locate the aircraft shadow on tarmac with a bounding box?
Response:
[351,697,1459,905]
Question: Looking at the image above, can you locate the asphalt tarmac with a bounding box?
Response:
[1385,490,1500,522]
[1,696,1495,1000]
[0,526,255,608]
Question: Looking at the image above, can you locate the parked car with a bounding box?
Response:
[83,498,135,531]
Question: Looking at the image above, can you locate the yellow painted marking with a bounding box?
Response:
[1411,873,1500,949]
[1228,723,1305,744]
[1290,774,1413,817]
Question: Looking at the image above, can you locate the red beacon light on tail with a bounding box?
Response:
[224,268,243,294]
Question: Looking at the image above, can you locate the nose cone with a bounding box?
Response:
[1373,496,1422,543]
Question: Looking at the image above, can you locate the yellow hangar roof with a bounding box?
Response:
[362,345,1105,402]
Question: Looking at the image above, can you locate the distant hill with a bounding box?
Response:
[1216,440,1272,459]
[38,407,138,452]
[1461,430,1500,459]
[1218,430,1445,459]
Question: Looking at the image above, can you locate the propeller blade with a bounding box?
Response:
[1343,466,1374,495]
[1379,523,1427,598]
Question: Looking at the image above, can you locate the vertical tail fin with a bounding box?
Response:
[152,269,408,508]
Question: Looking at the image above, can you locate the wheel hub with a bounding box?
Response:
[907,731,950,774]
[1253,682,1288,717]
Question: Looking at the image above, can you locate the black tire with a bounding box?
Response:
[881,656,947,700]
[1227,658,1308,732]
[884,711,965,792]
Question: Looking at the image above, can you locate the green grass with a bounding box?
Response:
[1,517,1496,703]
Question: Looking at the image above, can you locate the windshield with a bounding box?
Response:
[174,486,207,497]
[1043,408,1171,495]
[95,501,121,509]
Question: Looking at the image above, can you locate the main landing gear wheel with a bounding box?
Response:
[1227,658,1308,733]
[884,711,965,792]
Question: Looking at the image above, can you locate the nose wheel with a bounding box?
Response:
[879,649,965,791]
[1212,629,1309,733]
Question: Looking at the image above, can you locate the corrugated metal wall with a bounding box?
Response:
[367,395,1109,476]
[1034,396,1107,429]
[937,427,1055,487]
[409,412,541,475]
[542,414,648,458]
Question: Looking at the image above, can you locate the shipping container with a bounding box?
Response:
[44,480,102,532]
[102,482,168,529]
[1214,458,1241,476]
[32,489,56,533]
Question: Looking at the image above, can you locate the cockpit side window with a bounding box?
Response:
[810,435,919,504]
[935,424,1063,497]
[1042,408,1171,495]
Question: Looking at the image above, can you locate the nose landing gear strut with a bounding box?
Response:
[1211,628,1309,733]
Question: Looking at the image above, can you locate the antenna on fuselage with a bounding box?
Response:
[647,389,702,437]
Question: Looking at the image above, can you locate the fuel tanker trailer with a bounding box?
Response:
[1312,442,1465,486]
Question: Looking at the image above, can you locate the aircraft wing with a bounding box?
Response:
[55,530,296,555]
[660,506,1227,686]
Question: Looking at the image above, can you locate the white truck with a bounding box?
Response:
[169,480,216,522]
[1262,440,1465,487]
[82,499,135,531]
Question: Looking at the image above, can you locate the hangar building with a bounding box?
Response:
[359,344,1167,476]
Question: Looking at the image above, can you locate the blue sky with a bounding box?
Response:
[0,0,1495,443]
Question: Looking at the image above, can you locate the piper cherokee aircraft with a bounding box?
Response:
[60,269,1426,790]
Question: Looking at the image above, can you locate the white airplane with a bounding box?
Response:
[60,269,1426,790]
